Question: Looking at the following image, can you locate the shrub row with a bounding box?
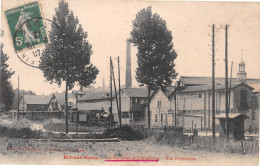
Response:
[0,125,42,139]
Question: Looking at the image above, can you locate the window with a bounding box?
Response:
[165,114,167,124]
[155,114,157,122]
[132,98,138,104]
[157,101,161,107]
[240,90,248,110]
[161,113,163,123]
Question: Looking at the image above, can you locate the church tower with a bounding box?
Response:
[237,58,247,83]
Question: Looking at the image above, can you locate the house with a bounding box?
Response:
[178,60,260,88]
[18,94,61,120]
[54,92,76,110]
[173,60,260,132]
[176,83,254,131]
[77,91,119,123]
[245,83,260,133]
[179,76,260,87]
[77,88,152,125]
[20,95,53,111]
[121,88,152,124]
[144,88,172,128]
[77,91,116,112]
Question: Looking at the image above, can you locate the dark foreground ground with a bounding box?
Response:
[0,138,258,166]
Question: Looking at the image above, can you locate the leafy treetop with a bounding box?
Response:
[131,6,178,90]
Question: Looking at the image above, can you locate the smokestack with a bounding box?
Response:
[125,39,132,88]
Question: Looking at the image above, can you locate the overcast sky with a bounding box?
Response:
[2,0,260,95]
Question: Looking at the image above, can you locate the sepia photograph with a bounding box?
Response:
[0,0,259,165]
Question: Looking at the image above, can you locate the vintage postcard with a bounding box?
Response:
[0,0,259,165]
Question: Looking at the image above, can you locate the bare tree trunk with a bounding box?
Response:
[65,81,68,133]
[147,86,151,129]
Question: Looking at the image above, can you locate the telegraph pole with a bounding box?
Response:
[118,57,122,128]
[76,91,78,132]
[110,57,113,129]
[23,93,25,118]
[0,31,3,110]
[225,24,230,141]
[174,93,177,126]
[17,75,20,121]
[111,58,120,128]
[229,62,233,114]
[211,24,216,143]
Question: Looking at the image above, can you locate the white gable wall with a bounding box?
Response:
[145,89,171,128]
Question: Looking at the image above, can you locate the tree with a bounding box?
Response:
[40,0,99,133]
[130,6,178,128]
[0,31,15,112]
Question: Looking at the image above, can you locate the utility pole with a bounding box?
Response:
[174,93,177,126]
[183,98,186,128]
[23,93,25,118]
[17,75,20,121]
[229,62,233,114]
[110,57,113,129]
[111,58,120,128]
[75,91,78,132]
[174,81,179,127]
[118,57,122,128]
[204,91,206,128]
[212,24,216,143]
[225,25,229,141]
[0,31,3,110]
[65,83,68,133]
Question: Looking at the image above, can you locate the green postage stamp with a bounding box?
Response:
[5,1,48,52]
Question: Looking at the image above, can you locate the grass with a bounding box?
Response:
[192,136,259,154]
[1,117,258,155]
[154,130,259,154]
[42,118,107,132]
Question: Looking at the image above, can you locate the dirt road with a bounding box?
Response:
[0,138,258,166]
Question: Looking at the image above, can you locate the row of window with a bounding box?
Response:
[155,113,168,123]
[132,98,146,104]
[180,110,233,114]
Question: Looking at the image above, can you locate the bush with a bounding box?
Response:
[106,125,143,140]
[0,125,42,139]
[151,128,184,145]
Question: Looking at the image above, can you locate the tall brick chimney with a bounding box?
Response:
[125,39,132,88]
